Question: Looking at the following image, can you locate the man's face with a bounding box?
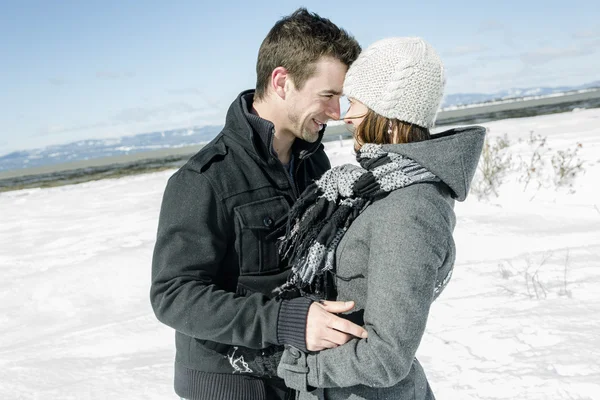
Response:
[284,57,347,143]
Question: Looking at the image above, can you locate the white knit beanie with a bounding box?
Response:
[343,37,446,129]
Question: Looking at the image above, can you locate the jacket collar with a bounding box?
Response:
[223,90,326,163]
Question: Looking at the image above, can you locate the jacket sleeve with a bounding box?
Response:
[150,167,311,349]
[278,190,452,388]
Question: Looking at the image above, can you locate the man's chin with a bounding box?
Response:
[301,131,320,143]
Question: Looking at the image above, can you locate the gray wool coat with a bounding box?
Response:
[277,126,486,400]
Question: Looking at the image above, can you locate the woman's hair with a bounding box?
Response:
[352,108,430,151]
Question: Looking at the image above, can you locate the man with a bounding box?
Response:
[151,8,364,400]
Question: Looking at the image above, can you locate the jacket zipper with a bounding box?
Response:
[278,157,301,201]
[292,158,304,199]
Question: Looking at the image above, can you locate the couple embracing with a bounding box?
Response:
[151,8,485,400]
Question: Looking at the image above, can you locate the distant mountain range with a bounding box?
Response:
[441,80,600,108]
[0,125,222,172]
[2,81,599,173]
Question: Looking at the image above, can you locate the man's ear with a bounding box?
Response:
[272,66,291,99]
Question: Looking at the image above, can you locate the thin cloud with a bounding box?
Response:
[444,65,471,78]
[572,30,600,39]
[96,71,135,80]
[48,78,67,86]
[588,38,600,49]
[34,101,221,138]
[166,87,223,109]
[38,122,109,136]
[475,19,516,49]
[166,88,205,96]
[454,61,599,94]
[444,44,488,57]
[112,102,206,124]
[476,54,517,62]
[476,19,504,34]
[520,46,591,65]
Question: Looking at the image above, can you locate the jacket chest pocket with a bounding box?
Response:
[233,196,290,276]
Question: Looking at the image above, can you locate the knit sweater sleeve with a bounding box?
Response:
[278,186,453,388]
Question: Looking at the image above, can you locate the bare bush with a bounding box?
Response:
[558,250,572,298]
[499,251,572,300]
[471,130,586,200]
[552,143,584,189]
[497,262,513,279]
[524,253,551,299]
[519,130,550,191]
[471,133,513,199]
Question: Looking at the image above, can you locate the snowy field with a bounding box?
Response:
[1,109,599,399]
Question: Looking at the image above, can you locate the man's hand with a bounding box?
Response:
[305,300,368,351]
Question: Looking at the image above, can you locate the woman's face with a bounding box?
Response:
[343,98,368,131]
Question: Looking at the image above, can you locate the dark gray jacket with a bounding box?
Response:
[277,126,485,400]
[150,90,330,400]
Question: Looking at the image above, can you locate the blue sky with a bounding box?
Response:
[1,0,599,154]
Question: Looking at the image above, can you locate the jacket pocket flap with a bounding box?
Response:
[234,196,290,230]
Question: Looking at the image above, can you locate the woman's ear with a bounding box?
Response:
[389,120,398,144]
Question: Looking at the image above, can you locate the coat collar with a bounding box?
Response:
[223,90,326,163]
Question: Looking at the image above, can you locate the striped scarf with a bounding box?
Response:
[275,143,438,299]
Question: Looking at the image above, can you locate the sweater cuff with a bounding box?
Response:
[276,296,313,352]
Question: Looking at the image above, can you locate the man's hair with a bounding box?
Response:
[353,109,431,152]
[254,8,361,100]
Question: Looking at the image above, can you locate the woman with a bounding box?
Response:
[274,37,486,399]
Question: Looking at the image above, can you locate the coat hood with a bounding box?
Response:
[382,126,486,201]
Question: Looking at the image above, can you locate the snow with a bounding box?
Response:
[1,108,600,399]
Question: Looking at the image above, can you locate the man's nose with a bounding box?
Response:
[327,99,341,121]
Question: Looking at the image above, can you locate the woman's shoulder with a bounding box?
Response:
[376,180,451,208]
[364,181,455,226]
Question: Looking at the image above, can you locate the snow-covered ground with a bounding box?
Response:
[1,109,599,399]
